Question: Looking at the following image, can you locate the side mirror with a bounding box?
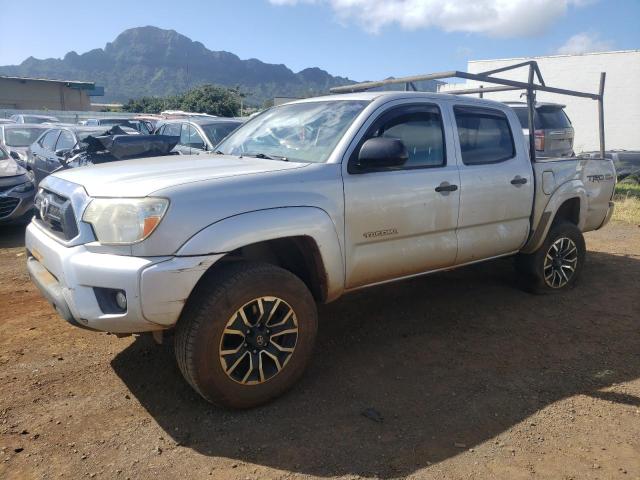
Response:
[9,150,20,160]
[356,137,408,171]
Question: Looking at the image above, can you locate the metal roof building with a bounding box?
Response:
[0,75,102,111]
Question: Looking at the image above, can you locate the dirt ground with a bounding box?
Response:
[0,222,639,480]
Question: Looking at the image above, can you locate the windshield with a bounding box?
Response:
[24,116,59,124]
[513,107,571,130]
[537,107,571,129]
[216,100,369,163]
[77,130,110,142]
[4,127,48,147]
[201,122,241,145]
[100,119,150,134]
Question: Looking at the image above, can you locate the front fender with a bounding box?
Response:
[176,207,345,301]
[521,180,587,254]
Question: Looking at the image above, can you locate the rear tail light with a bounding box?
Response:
[534,130,545,151]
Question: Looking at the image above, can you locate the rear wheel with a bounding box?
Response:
[175,262,317,408]
[515,221,586,294]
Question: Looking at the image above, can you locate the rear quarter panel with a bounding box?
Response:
[523,157,615,253]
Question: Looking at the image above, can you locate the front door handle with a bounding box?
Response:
[435,182,458,193]
[511,176,528,185]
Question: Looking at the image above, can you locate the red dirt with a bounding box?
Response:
[1,222,639,479]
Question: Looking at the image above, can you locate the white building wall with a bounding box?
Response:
[440,50,640,153]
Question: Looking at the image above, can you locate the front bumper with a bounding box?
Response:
[25,222,222,333]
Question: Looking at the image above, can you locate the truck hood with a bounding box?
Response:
[48,154,310,197]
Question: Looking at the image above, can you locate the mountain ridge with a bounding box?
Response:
[0,26,355,105]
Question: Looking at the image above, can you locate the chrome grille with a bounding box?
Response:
[34,189,79,240]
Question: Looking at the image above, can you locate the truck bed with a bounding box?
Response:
[524,156,616,253]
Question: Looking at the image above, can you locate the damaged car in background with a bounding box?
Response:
[0,123,50,167]
[28,126,179,186]
[0,144,35,224]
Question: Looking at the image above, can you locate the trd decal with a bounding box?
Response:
[587,174,614,182]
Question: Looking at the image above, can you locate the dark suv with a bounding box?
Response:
[507,102,574,157]
[155,118,242,155]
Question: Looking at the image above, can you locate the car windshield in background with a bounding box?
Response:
[78,130,110,142]
[100,119,150,134]
[4,127,49,147]
[23,116,59,124]
[514,107,571,130]
[201,123,241,145]
[537,107,571,129]
[216,100,369,163]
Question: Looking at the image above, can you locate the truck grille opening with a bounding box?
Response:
[34,190,79,240]
[0,197,20,218]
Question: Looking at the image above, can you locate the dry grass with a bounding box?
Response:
[616,182,640,198]
[612,194,640,224]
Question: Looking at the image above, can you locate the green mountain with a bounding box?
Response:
[0,26,355,105]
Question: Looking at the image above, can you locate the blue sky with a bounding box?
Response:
[0,0,638,81]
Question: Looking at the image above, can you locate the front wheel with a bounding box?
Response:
[515,221,586,294]
[175,262,318,408]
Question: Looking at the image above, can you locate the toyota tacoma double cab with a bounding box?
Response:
[25,92,616,408]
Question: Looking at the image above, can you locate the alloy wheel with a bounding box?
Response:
[219,296,298,385]
[543,237,578,288]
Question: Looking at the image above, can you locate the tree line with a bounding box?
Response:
[122,84,242,117]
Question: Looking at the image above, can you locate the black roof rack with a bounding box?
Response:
[330,61,606,162]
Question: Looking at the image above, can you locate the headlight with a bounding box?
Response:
[9,181,35,194]
[82,197,169,244]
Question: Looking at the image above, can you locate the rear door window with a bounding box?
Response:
[41,130,61,151]
[56,130,76,151]
[454,106,515,165]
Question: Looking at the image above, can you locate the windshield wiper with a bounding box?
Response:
[241,152,289,161]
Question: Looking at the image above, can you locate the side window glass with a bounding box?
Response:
[187,125,205,149]
[42,130,60,151]
[354,105,446,171]
[163,123,181,137]
[454,107,515,165]
[179,124,190,145]
[55,131,75,151]
[375,111,445,168]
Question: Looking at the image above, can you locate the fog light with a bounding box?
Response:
[115,291,127,310]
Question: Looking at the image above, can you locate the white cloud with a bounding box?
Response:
[268,0,593,37]
[556,32,613,55]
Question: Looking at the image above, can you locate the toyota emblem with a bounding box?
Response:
[39,196,49,219]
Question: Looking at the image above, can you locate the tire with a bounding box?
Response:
[515,221,586,294]
[175,261,318,408]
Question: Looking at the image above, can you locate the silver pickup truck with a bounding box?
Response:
[25,91,616,408]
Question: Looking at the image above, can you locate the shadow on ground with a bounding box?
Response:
[0,225,26,249]
[112,251,640,478]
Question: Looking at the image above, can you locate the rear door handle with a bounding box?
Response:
[435,182,458,193]
[511,176,528,185]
